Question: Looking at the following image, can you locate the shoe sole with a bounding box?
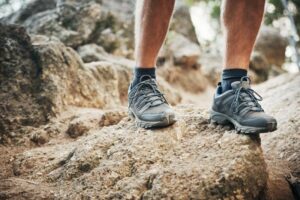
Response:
[128,109,176,129]
[210,110,277,135]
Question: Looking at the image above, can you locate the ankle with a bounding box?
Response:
[221,68,247,93]
[131,67,156,88]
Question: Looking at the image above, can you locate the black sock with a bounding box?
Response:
[131,67,156,88]
[221,68,247,93]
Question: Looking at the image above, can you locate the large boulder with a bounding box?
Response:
[0,24,130,141]
[163,31,201,69]
[256,73,300,199]
[249,51,270,83]
[77,43,134,66]
[0,24,182,143]
[0,106,268,199]
[0,24,49,141]
[198,51,222,85]
[254,26,288,68]
[158,66,208,93]
[31,38,132,111]
[22,2,102,48]
[170,1,198,44]
[101,0,135,21]
[1,0,134,57]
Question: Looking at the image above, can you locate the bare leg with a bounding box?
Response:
[212,0,277,134]
[127,0,176,129]
[222,0,265,70]
[135,0,175,68]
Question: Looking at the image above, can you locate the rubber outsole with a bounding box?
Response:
[210,110,277,135]
[129,109,176,129]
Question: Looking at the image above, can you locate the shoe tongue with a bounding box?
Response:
[140,75,153,82]
[231,80,250,90]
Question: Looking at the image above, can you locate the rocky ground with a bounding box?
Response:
[0,0,299,199]
[0,23,299,200]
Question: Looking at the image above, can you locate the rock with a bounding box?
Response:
[250,52,269,72]
[67,119,91,139]
[2,106,268,199]
[170,2,198,44]
[165,31,201,69]
[268,65,287,79]
[247,69,261,84]
[98,109,128,127]
[32,39,132,111]
[249,51,270,83]
[23,2,102,48]
[30,130,50,145]
[0,24,183,141]
[0,178,56,200]
[77,44,183,105]
[199,53,222,85]
[0,24,48,140]
[2,0,134,57]
[66,108,127,138]
[0,25,130,140]
[158,66,208,93]
[77,43,135,66]
[254,26,288,68]
[77,43,106,62]
[156,77,183,106]
[256,73,300,199]
[101,0,134,22]
[78,43,207,94]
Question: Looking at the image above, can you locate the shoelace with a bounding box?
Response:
[129,79,167,110]
[231,77,264,114]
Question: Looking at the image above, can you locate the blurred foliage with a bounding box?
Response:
[265,0,285,24]
[265,0,300,34]
[210,1,221,19]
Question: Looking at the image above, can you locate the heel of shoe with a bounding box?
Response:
[210,111,230,125]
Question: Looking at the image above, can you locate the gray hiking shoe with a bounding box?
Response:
[128,76,176,128]
[210,76,277,135]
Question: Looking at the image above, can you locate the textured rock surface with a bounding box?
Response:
[198,52,222,85]
[0,24,48,139]
[158,66,208,93]
[254,26,288,68]
[256,73,300,200]
[0,11,298,200]
[1,106,268,200]
[24,2,102,48]
[164,31,201,69]
[77,43,135,65]
[171,2,198,44]
[0,25,132,140]
[66,108,127,138]
[2,0,134,57]
[0,24,183,143]
[249,51,270,83]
